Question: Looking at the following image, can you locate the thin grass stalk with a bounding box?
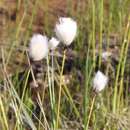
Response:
[37,94,50,130]
[20,0,38,65]
[112,44,125,113]
[63,83,80,118]
[112,19,130,113]
[86,93,96,129]
[15,69,31,128]
[98,0,104,68]
[125,76,129,106]
[92,0,96,68]
[16,0,21,11]
[21,99,46,129]
[37,78,47,129]
[106,11,112,77]
[84,68,93,130]
[43,0,50,34]
[8,78,37,130]
[6,11,26,66]
[1,48,21,129]
[0,97,9,130]
[117,17,130,111]
[47,55,55,129]
[54,73,80,118]
[51,52,56,104]
[2,49,36,129]
[2,48,22,129]
[12,101,21,130]
[51,51,56,129]
[26,52,38,88]
[83,39,93,130]
[56,50,66,128]
[106,11,112,50]
[24,0,38,43]
[2,70,34,130]
[0,115,5,130]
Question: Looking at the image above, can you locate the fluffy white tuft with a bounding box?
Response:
[29,34,49,61]
[93,71,108,92]
[102,51,112,60]
[48,37,60,50]
[55,17,77,46]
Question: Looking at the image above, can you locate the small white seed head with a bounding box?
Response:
[93,71,108,92]
[48,37,60,50]
[102,51,112,60]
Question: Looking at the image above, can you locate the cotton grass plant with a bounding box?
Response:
[86,70,108,129]
[54,17,78,128]
[28,16,77,129]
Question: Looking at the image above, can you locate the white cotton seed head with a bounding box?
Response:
[102,52,112,60]
[93,71,108,92]
[29,34,49,61]
[48,37,60,50]
[55,17,77,46]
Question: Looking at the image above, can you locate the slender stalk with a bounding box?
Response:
[86,94,96,129]
[54,73,80,118]
[47,55,54,129]
[92,0,96,68]
[0,97,9,130]
[98,0,103,68]
[83,35,93,130]
[56,50,66,128]
[51,51,56,129]
[112,18,130,113]
[117,17,130,111]
[15,69,31,128]
[51,51,56,107]
[37,94,50,130]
